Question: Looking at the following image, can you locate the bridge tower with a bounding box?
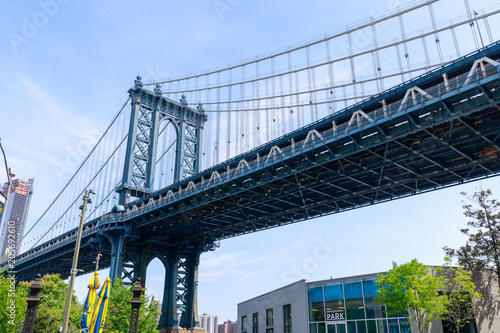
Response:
[116,76,207,207]
[108,77,209,332]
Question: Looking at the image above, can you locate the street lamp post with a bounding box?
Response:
[61,189,95,333]
[0,139,15,259]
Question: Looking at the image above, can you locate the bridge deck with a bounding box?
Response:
[7,41,500,281]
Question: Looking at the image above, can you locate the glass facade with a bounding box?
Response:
[307,277,410,333]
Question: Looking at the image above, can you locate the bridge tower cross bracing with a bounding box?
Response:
[117,76,207,207]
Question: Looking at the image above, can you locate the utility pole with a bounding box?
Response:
[94,252,102,271]
[61,189,95,333]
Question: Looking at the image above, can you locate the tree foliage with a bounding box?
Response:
[15,273,82,333]
[104,278,160,333]
[0,273,82,332]
[375,259,447,333]
[444,189,500,291]
[0,272,28,332]
[436,257,482,333]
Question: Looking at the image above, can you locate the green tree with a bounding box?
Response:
[436,257,482,333]
[104,278,160,333]
[375,259,447,333]
[444,189,500,291]
[16,273,82,333]
[0,272,81,332]
[0,272,28,332]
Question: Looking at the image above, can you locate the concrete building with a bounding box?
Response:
[238,280,307,333]
[0,178,34,259]
[218,320,238,333]
[200,313,219,333]
[238,269,499,333]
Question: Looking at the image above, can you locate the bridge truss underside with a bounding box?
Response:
[8,41,500,333]
[131,67,500,247]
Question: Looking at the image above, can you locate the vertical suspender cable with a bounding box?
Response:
[215,70,221,164]
[450,24,461,57]
[463,0,480,49]
[256,58,261,147]
[347,30,358,104]
[185,76,190,102]
[227,66,232,161]
[421,34,431,71]
[287,48,295,131]
[427,1,443,63]
[370,18,383,93]
[262,61,272,142]
[240,64,246,153]
[482,12,493,44]
[279,70,285,137]
[195,76,200,108]
[294,54,301,128]
[265,62,270,143]
[252,64,256,150]
[177,80,181,103]
[271,55,277,140]
[168,80,173,101]
[342,84,348,109]
[306,44,315,123]
[204,72,210,168]
[325,36,336,114]
[311,55,319,121]
[395,43,406,83]
[398,12,412,79]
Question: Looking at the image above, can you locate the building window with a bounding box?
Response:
[242,315,247,332]
[266,308,274,327]
[363,277,386,319]
[325,281,345,321]
[344,279,365,320]
[388,319,400,333]
[253,312,258,333]
[308,284,325,321]
[266,329,274,333]
[283,304,292,333]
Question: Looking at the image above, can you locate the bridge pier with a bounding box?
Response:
[108,232,126,283]
[104,231,210,332]
[157,245,205,332]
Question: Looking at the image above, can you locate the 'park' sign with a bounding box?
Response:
[326,310,345,321]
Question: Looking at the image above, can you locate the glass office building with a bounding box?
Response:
[238,274,412,333]
[307,277,409,333]
[237,269,493,333]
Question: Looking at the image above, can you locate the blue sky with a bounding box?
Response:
[1,0,500,323]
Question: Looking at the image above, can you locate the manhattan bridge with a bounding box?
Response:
[4,0,500,331]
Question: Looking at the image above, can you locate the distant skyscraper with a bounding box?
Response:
[199,313,218,333]
[0,178,34,259]
[0,191,5,226]
[218,320,237,333]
